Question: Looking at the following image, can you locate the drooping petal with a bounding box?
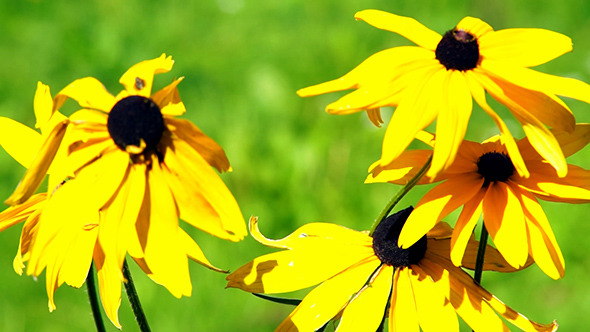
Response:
[515,162,590,203]
[389,268,420,332]
[5,119,69,205]
[119,53,174,97]
[33,82,55,130]
[429,70,472,178]
[465,70,528,177]
[367,149,433,185]
[94,244,123,328]
[336,264,393,332]
[482,182,528,268]
[152,77,186,116]
[479,28,572,67]
[54,77,116,112]
[0,117,42,169]
[275,257,381,332]
[166,117,230,172]
[366,108,384,127]
[399,173,484,248]
[450,188,485,266]
[354,10,441,50]
[0,193,45,233]
[552,123,590,157]
[179,229,224,272]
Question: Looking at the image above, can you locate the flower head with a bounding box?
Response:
[1,56,247,327]
[298,9,590,179]
[227,211,557,331]
[368,127,590,279]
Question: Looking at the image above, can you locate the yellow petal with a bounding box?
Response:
[450,189,484,266]
[460,236,533,272]
[180,229,225,272]
[152,77,186,116]
[380,67,445,165]
[482,182,528,268]
[0,193,45,233]
[354,10,441,50]
[465,70,528,177]
[165,118,231,172]
[0,118,44,169]
[226,240,375,294]
[429,70,472,178]
[389,268,420,332]
[54,77,116,112]
[399,173,484,248]
[33,82,54,130]
[410,264,459,331]
[516,163,590,203]
[479,28,572,67]
[5,119,68,206]
[337,264,393,332]
[456,17,494,38]
[119,53,174,97]
[14,209,41,275]
[94,245,123,328]
[276,257,381,332]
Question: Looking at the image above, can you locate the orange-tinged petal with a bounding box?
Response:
[553,123,590,157]
[516,163,590,203]
[275,257,381,332]
[367,150,433,185]
[480,58,590,105]
[380,67,445,165]
[450,188,484,266]
[399,173,484,248]
[0,193,45,233]
[143,158,191,298]
[389,268,420,332]
[482,182,528,268]
[354,10,441,50]
[226,240,375,294]
[152,77,186,116]
[479,28,572,67]
[336,264,393,332]
[465,70,528,177]
[165,117,230,172]
[410,264,459,331]
[366,108,383,127]
[54,77,116,112]
[5,119,68,206]
[429,70,472,178]
[456,17,494,38]
[119,53,174,97]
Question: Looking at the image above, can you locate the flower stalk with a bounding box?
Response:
[86,263,106,332]
[473,225,489,285]
[123,259,151,332]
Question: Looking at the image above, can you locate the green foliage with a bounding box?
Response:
[0,0,589,330]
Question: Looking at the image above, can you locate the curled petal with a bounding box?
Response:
[54,77,116,112]
[119,53,174,97]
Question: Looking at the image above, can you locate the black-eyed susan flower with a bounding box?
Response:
[227,210,557,331]
[298,9,590,179]
[368,127,590,280]
[2,56,247,327]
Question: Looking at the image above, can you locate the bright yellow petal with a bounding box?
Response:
[450,188,484,266]
[166,117,231,172]
[0,194,45,233]
[354,10,441,50]
[516,163,590,203]
[456,17,494,38]
[465,70,528,177]
[410,264,459,331]
[152,77,186,116]
[336,264,393,332]
[179,229,225,272]
[119,53,174,97]
[14,209,41,275]
[54,77,116,112]
[33,82,54,130]
[380,67,445,165]
[482,182,528,268]
[479,28,572,67]
[429,70,472,178]
[94,245,123,328]
[226,240,375,294]
[5,119,68,206]
[389,268,420,332]
[276,257,381,332]
[399,173,484,248]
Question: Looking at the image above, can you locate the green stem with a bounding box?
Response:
[473,225,489,285]
[123,259,151,332]
[369,155,432,235]
[87,263,106,332]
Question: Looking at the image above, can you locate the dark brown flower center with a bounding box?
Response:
[435,29,480,71]
[107,95,165,153]
[372,207,427,267]
[476,152,515,186]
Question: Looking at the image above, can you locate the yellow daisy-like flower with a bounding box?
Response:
[3,55,247,327]
[298,9,590,179]
[368,127,590,280]
[227,210,557,331]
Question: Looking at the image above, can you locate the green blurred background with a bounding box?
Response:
[0,0,589,330]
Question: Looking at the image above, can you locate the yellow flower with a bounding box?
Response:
[368,127,590,280]
[298,9,590,179]
[2,56,247,327]
[227,210,557,331]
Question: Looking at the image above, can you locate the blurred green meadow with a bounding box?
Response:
[0,0,589,330]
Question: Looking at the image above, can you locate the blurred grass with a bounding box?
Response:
[0,0,589,330]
